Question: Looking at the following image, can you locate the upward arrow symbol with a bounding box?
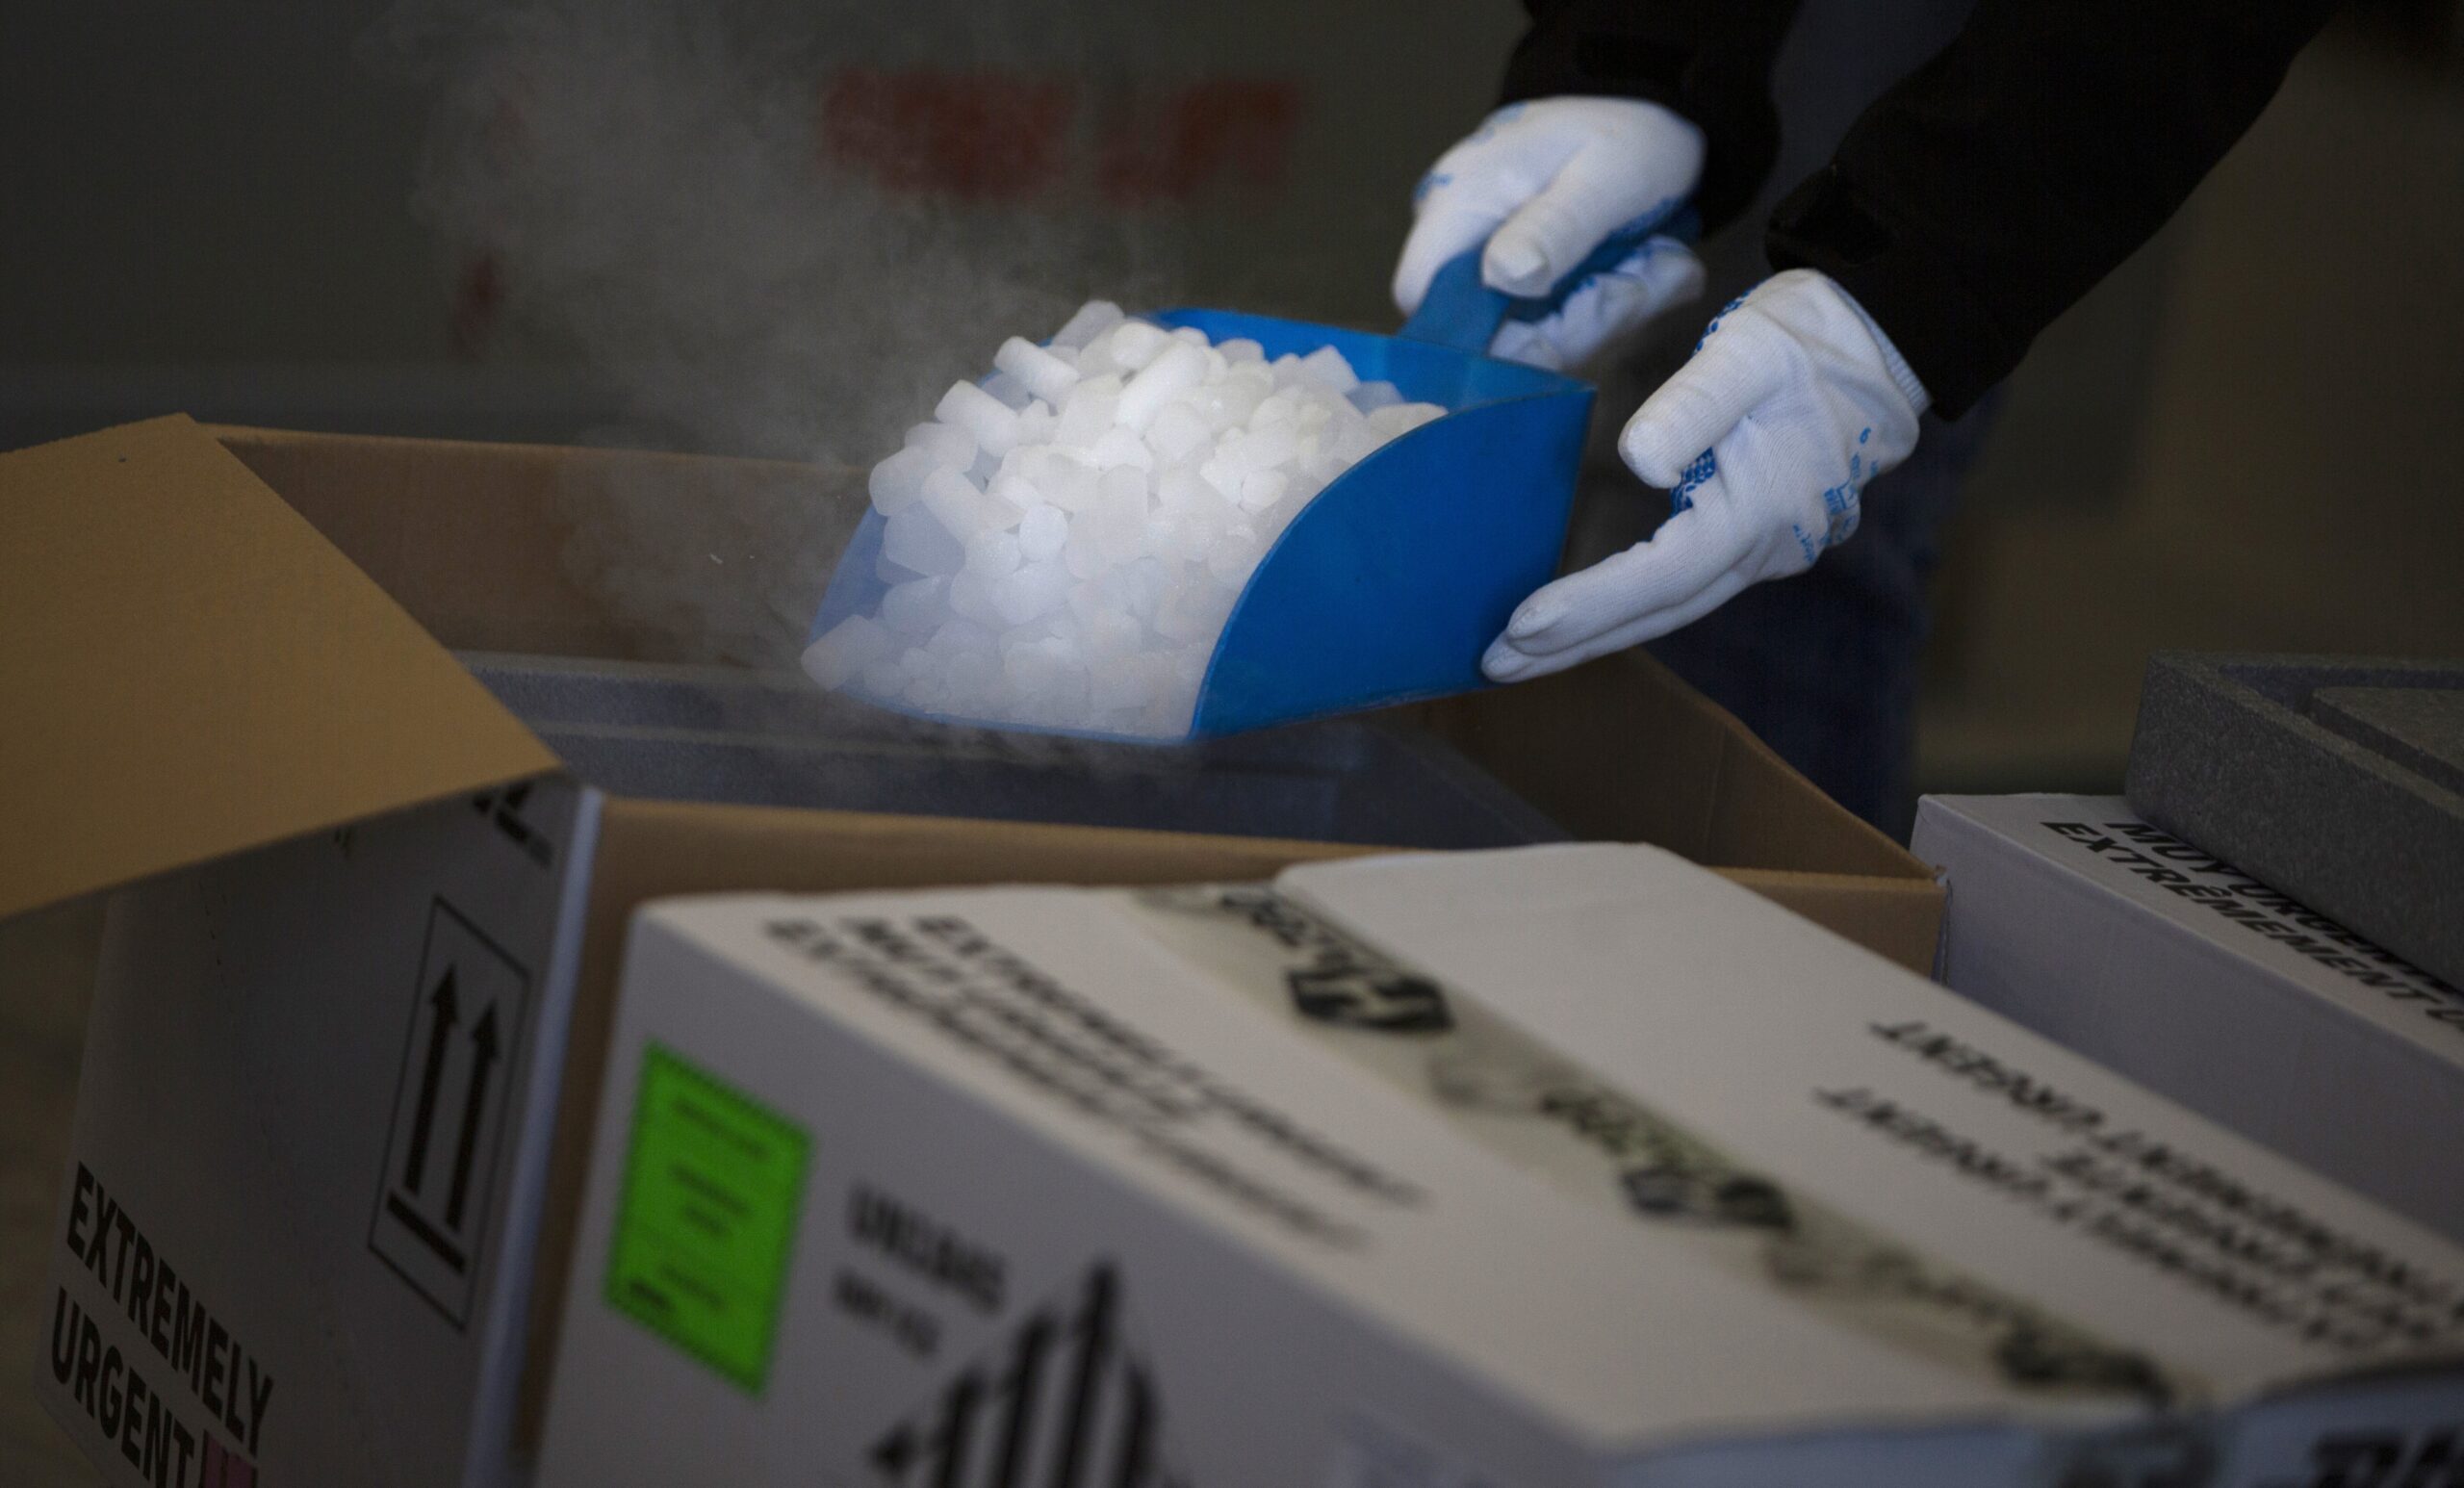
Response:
[401,969,459,1194]
[446,1002,502,1231]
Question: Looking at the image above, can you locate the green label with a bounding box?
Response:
[603,1044,811,1394]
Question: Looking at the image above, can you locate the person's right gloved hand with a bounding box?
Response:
[1393,96,1708,372]
[1481,269,1931,683]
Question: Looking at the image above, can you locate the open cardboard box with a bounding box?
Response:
[5,416,1942,1484]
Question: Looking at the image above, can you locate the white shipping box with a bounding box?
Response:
[538,845,2464,1488]
[35,782,599,1488]
[1913,794,2464,1242]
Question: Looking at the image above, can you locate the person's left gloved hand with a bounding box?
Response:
[1394,97,1708,372]
[1482,269,1930,682]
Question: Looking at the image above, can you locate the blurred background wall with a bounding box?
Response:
[3,0,2459,798]
[0,6,2458,1481]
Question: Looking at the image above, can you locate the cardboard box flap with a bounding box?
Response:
[0,415,560,919]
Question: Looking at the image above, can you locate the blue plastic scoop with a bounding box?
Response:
[811,218,1689,741]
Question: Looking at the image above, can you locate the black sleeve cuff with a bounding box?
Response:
[1499,4,1793,234]
[1765,165,2022,421]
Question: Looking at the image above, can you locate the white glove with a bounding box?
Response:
[1394,97,1708,372]
[1482,269,1930,682]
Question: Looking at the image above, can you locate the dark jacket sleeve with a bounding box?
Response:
[1499,0,1802,233]
[1766,0,2341,418]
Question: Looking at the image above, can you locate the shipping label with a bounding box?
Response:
[603,1045,812,1395]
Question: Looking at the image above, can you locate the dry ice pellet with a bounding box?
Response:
[802,301,1445,737]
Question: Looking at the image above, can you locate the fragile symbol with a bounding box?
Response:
[371,899,529,1329]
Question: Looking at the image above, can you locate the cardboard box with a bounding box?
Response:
[6,417,1948,1486]
[536,846,2464,1486]
[1912,795,2464,1243]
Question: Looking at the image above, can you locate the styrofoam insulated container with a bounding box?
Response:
[458,653,1567,849]
[811,218,1695,742]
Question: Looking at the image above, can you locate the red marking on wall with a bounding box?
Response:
[451,251,505,359]
[818,70,1305,206]
[820,69,1078,201]
[1096,79,1303,206]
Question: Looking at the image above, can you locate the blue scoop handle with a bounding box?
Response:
[1397,205,1702,355]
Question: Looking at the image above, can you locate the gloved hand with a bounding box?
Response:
[1394,97,1708,372]
[1482,269,1930,682]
